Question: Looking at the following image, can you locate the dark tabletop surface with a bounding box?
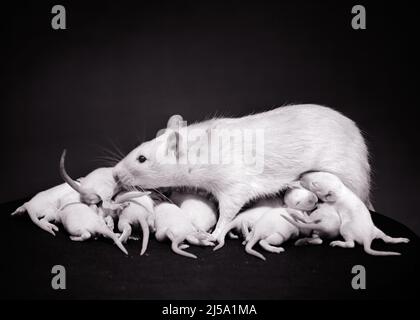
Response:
[0,198,418,300]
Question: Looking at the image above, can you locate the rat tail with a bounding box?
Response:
[138,216,150,256]
[213,221,236,251]
[167,231,197,259]
[245,231,266,261]
[99,226,128,255]
[11,204,27,216]
[363,239,401,256]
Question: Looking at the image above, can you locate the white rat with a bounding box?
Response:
[113,104,372,238]
[114,191,154,255]
[57,202,128,255]
[300,171,409,256]
[170,190,218,234]
[11,182,80,235]
[213,199,279,251]
[244,205,299,261]
[153,202,214,259]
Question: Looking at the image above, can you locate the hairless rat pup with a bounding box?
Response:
[170,190,218,234]
[244,204,299,260]
[213,199,279,251]
[300,171,409,256]
[57,202,128,255]
[153,202,214,259]
[114,104,372,239]
[11,182,81,235]
[283,182,318,212]
[282,185,338,245]
[283,204,341,246]
[114,191,154,255]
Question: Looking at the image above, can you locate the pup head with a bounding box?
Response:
[300,172,343,203]
[113,114,188,189]
[284,182,318,211]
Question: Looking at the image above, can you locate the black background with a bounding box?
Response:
[1,0,419,234]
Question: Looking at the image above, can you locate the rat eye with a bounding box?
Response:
[137,155,147,163]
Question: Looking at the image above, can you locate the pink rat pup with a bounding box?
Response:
[213,199,279,251]
[300,171,409,256]
[11,181,81,236]
[57,202,128,255]
[170,190,218,235]
[243,201,299,260]
[153,202,215,259]
[114,191,154,255]
[283,184,340,245]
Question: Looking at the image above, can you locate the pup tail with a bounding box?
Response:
[363,240,401,256]
[167,231,197,259]
[99,226,128,255]
[245,231,266,261]
[138,216,150,256]
[213,221,236,251]
[11,204,27,216]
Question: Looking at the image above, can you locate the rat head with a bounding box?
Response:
[60,150,102,205]
[284,182,318,211]
[300,172,343,203]
[113,115,188,190]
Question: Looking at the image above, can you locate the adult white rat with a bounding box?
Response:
[113,104,372,238]
[114,191,154,255]
[11,182,81,235]
[244,205,299,261]
[213,199,279,250]
[170,190,218,234]
[300,171,409,256]
[153,202,215,259]
[57,202,128,255]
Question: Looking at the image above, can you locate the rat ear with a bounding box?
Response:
[167,130,183,159]
[167,114,185,130]
[156,128,167,138]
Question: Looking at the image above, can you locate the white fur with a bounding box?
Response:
[114,104,371,238]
